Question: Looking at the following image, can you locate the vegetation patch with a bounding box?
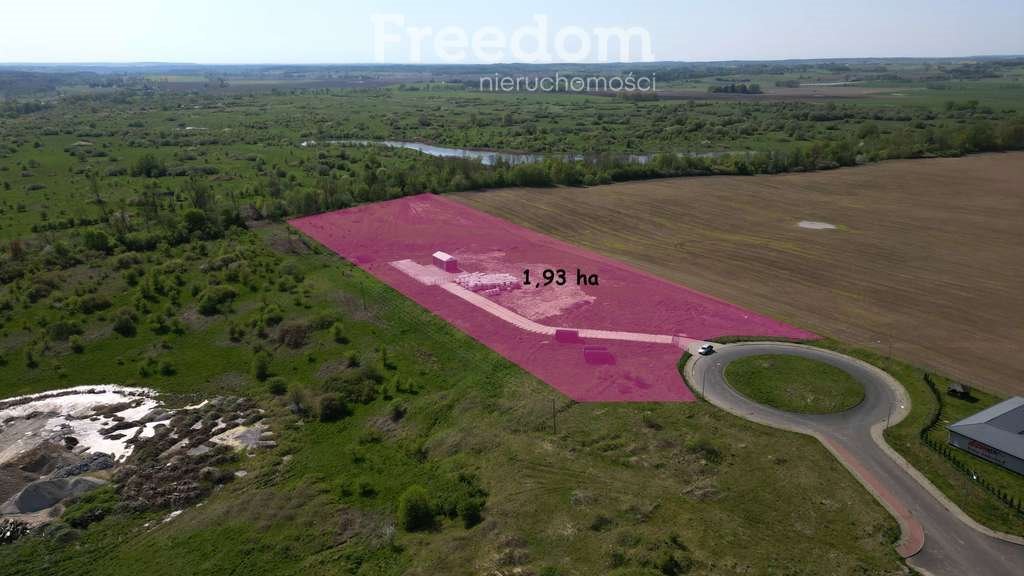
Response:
[725,354,864,414]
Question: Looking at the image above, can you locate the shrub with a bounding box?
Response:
[251,351,272,381]
[331,322,349,344]
[24,348,38,369]
[197,285,237,316]
[318,393,350,422]
[70,335,84,354]
[686,436,722,464]
[458,498,484,528]
[356,479,377,498]
[47,320,83,341]
[113,252,143,270]
[158,360,176,376]
[287,385,313,417]
[323,366,382,405]
[112,309,137,337]
[130,154,167,178]
[82,228,113,254]
[77,294,112,314]
[267,377,288,396]
[397,485,434,532]
[228,322,245,342]
[182,209,209,235]
[311,313,341,331]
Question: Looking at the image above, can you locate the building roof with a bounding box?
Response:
[432,251,456,262]
[948,396,1024,460]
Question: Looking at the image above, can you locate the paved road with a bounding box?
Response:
[685,342,1024,576]
[439,282,694,347]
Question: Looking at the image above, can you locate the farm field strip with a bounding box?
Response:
[290,194,812,402]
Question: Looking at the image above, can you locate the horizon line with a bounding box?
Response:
[1,54,1023,68]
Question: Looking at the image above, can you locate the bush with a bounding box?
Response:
[267,377,288,396]
[70,335,84,354]
[24,348,38,369]
[356,479,377,498]
[458,497,484,528]
[323,366,382,405]
[318,393,350,422]
[686,436,722,464]
[112,309,137,337]
[130,154,167,178]
[331,321,349,344]
[182,209,209,235]
[158,360,176,376]
[228,321,245,342]
[251,351,272,382]
[287,385,313,417]
[197,285,237,316]
[77,294,112,314]
[397,485,434,532]
[47,320,83,341]
[82,228,113,254]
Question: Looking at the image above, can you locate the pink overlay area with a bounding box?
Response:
[289,194,815,403]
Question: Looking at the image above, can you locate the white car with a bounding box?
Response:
[698,344,715,356]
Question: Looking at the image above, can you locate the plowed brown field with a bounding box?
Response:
[454,153,1024,395]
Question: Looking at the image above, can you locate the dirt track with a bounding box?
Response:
[454,153,1024,396]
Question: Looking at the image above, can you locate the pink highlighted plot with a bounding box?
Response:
[290,194,814,402]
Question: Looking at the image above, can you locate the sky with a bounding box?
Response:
[1,0,1022,64]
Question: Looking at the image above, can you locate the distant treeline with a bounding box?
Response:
[708,83,762,94]
[13,110,1015,273]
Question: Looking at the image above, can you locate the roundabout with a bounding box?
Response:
[685,342,1024,576]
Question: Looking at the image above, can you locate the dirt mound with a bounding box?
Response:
[0,441,83,503]
[3,477,106,514]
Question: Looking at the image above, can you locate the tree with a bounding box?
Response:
[131,154,167,178]
[82,228,113,254]
[183,176,213,210]
[397,485,434,531]
[88,172,110,223]
[182,208,209,235]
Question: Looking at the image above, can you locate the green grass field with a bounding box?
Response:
[724,355,865,414]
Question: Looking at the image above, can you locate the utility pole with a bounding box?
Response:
[551,398,557,434]
[888,329,894,372]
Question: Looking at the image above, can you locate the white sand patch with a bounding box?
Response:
[798,221,838,230]
[182,399,210,410]
[0,386,163,464]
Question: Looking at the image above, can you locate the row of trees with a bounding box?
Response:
[708,83,763,94]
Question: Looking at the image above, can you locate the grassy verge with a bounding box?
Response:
[810,339,1024,537]
[724,355,865,414]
